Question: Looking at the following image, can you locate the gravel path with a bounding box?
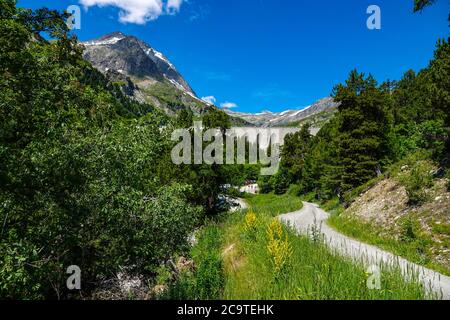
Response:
[279,202,450,300]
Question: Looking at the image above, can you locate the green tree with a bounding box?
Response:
[0,1,201,299]
[332,70,390,194]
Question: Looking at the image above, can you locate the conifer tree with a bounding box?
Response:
[333,70,389,193]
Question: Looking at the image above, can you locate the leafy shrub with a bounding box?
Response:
[258,176,273,194]
[162,225,224,300]
[399,216,418,242]
[0,4,202,298]
[287,184,302,196]
[398,159,434,205]
[155,265,173,286]
[270,171,290,195]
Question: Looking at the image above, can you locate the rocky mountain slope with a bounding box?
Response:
[82,32,208,116]
[225,97,338,128]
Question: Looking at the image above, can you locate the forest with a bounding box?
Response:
[262,40,449,205]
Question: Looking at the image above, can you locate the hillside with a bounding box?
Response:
[328,158,450,275]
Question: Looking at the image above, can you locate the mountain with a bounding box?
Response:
[225,97,339,129]
[82,32,335,129]
[82,32,208,115]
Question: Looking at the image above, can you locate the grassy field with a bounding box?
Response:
[163,193,434,300]
[241,193,303,217]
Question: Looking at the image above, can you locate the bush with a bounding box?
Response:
[398,159,435,205]
[270,171,290,195]
[162,225,224,300]
[258,176,273,194]
[287,184,302,196]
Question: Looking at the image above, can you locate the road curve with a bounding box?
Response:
[279,202,450,300]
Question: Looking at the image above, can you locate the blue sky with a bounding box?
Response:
[19,0,448,113]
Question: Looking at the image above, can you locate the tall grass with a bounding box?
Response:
[328,214,450,277]
[242,193,303,216]
[223,210,431,299]
[165,194,434,300]
[161,225,224,300]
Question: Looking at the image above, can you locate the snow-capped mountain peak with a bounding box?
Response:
[82,32,195,95]
[83,32,126,46]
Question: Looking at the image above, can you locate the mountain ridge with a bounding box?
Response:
[225,97,339,128]
[82,32,336,128]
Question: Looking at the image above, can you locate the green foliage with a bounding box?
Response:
[175,108,194,128]
[0,2,203,299]
[222,195,431,299]
[287,184,302,196]
[398,159,435,205]
[333,70,390,193]
[162,225,225,300]
[193,252,224,300]
[413,0,436,12]
[276,39,449,207]
[203,107,231,131]
[280,123,312,184]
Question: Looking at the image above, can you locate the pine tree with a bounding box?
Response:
[333,70,389,193]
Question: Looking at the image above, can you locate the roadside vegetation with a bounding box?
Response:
[328,214,450,277]
[1,0,447,300]
[162,194,433,300]
[296,151,450,276]
[326,154,450,276]
[256,20,449,284]
[241,193,303,217]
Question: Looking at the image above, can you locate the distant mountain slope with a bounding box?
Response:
[225,97,339,128]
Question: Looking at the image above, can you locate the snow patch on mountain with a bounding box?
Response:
[225,97,338,128]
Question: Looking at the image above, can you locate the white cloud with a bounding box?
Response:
[220,102,238,109]
[79,0,184,24]
[201,96,216,105]
[166,0,183,15]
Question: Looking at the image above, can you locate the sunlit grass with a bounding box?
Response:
[165,193,435,300]
[242,193,304,217]
[328,213,450,277]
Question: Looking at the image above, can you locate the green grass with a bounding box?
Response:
[164,193,435,300]
[242,193,304,217]
[160,225,225,300]
[328,213,450,277]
